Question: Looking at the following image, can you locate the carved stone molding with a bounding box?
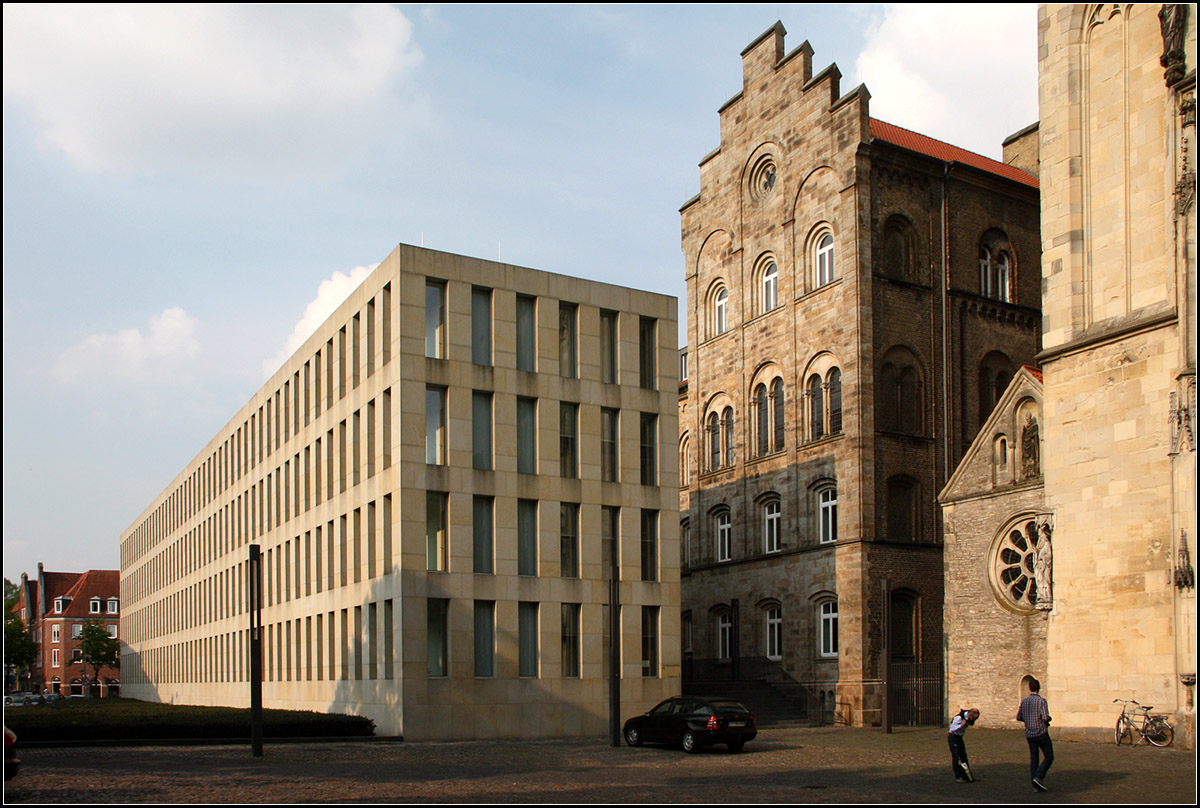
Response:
[1160,5,1190,87]
[1169,375,1196,454]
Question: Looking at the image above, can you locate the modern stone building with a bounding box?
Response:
[119,244,680,739]
[14,564,122,697]
[940,3,1196,748]
[678,23,1041,727]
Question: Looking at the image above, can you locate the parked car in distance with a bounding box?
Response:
[624,696,757,753]
[42,693,64,704]
[3,695,27,707]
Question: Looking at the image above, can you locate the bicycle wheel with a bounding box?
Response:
[1144,717,1174,747]
[1115,715,1131,745]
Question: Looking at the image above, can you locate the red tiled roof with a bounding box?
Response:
[870,118,1038,189]
[59,570,119,618]
[40,571,82,609]
[1022,365,1043,383]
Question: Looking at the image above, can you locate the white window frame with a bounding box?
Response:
[52,648,60,668]
[764,500,781,553]
[108,598,119,614]
[716,511,732,562]
[714,287,729,336]
[765,606,782,660]
[816,233,835,287]
[51,624,60,643]
[71,623,82,639]
[819,487,838,544]
[717,611,733,660]
[819,600,839,658]
[762,261,778,313]
[90,598,101,614]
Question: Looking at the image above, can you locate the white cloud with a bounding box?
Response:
[53,306,200,383]
[262,264,375,379]
[855,4,1038,159]
[3,4,423,179]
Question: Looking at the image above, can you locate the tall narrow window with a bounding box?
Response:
[820,600,839,657]
[717,611,733,660]
[827,369,842,435]
[473,495,494,574]
[474,601,494,677]
[819,487,838,544]
[517,397,537,474]
[560,402,578,479]
[516,294,536,372]
[560,503,579,578]
[764,500,781,553]
[425,281,445,359]
[601,408,619,482]
[809,375,825,440]
[640,509,658,582]
[518,499,538,576]
[518,601,539,677]
[708,411,722,471]
[714,287,729,335]
[640,413,657,486]
[639,316,656,390]
[716,511,732,562]
[722,407,734,466]
[600,309,618,384]
[816,233,835,287]
[602,506,620,580]
[426,492,447,571]
[559,302,577,378]
[472,286,492,365]
[561,603,581,678]
[765,606,782,660]
[472,391,493,471]
[754,383,769,456]
[762,261,778,313]
[427,598,448,676]
[426,386,446,465]
[979,248,993,298]
[771,378,785,450]
[641,605,659,677]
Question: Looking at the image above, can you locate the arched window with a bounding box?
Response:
[979,247,993,297]
[978,351,1014,428]
[771,377,785,451]
[679,433,691,487]
[722,407,735,467]
[816,232,835,287]
[754,383,770,456]
[716,610,734,659]
[880,347,924,435]
[819,600,839,657]
[680,518,691,569]
[714,287,729,336]
[886,476,918,541]
[764,605,782,660]
[762,261,778,314]
[827,369,842,435]
[979,230,1016,302]
[889,590,919,661]
[714,509,733,562]
[996,251,1011,302]
[818,485,838,544]
[763,498,782,553]
[707,411,721,471]
[809,374,825,439]
[883,216,916,282]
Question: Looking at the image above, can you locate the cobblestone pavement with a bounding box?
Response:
[3,726,1195,804]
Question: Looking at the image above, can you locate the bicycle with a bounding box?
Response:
[1114,698,1175,747]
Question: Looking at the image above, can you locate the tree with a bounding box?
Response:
[72,620,120,696]
[5,602,37,691]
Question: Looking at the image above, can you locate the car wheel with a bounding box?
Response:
[727,741,744,752]
[624,726,642,747]
[681,730,700,754]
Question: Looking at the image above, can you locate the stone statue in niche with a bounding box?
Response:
[1160,4,1190,86]
[1035,519,1053,611]
[1021,414,1040,478]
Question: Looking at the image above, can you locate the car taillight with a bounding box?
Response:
[706,716,718,731]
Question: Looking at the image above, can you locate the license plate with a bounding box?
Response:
[729,721,746,727]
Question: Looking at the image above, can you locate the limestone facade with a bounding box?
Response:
[940,367,1049,725]
[118,244,680,739]
[1036,3,1197,745]
[679,23,1041,727]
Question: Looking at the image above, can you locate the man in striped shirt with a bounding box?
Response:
[1016,678,1054,792]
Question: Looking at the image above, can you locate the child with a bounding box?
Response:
[948,707,980,782]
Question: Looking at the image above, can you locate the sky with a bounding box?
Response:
[1,4,1038,582]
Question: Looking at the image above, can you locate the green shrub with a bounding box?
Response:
[4,698,375,742]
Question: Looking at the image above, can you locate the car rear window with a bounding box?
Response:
[709,700,751,713]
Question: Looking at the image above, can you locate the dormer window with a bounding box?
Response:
[90,598,102,614]
[54,598,64,614]
[108,598,119,614]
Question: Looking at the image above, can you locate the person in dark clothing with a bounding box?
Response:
[1016,678,1054,792]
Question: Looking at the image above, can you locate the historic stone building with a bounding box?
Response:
[119,243,680,739]
[940,4,1196,747]
[678,23,1041,727]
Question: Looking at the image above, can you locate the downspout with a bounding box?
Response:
[941,165,952,484]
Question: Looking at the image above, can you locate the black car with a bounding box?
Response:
[623,696,757,753]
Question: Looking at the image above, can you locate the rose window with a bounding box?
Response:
[994,519,1041,611]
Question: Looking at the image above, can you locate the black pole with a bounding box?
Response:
[609,532,621,746]
[249,544,263,757]
[881,578,892,734]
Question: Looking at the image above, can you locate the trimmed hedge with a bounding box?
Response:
[4,697,375,742]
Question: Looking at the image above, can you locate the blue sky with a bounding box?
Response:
[2,4,1037,581]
